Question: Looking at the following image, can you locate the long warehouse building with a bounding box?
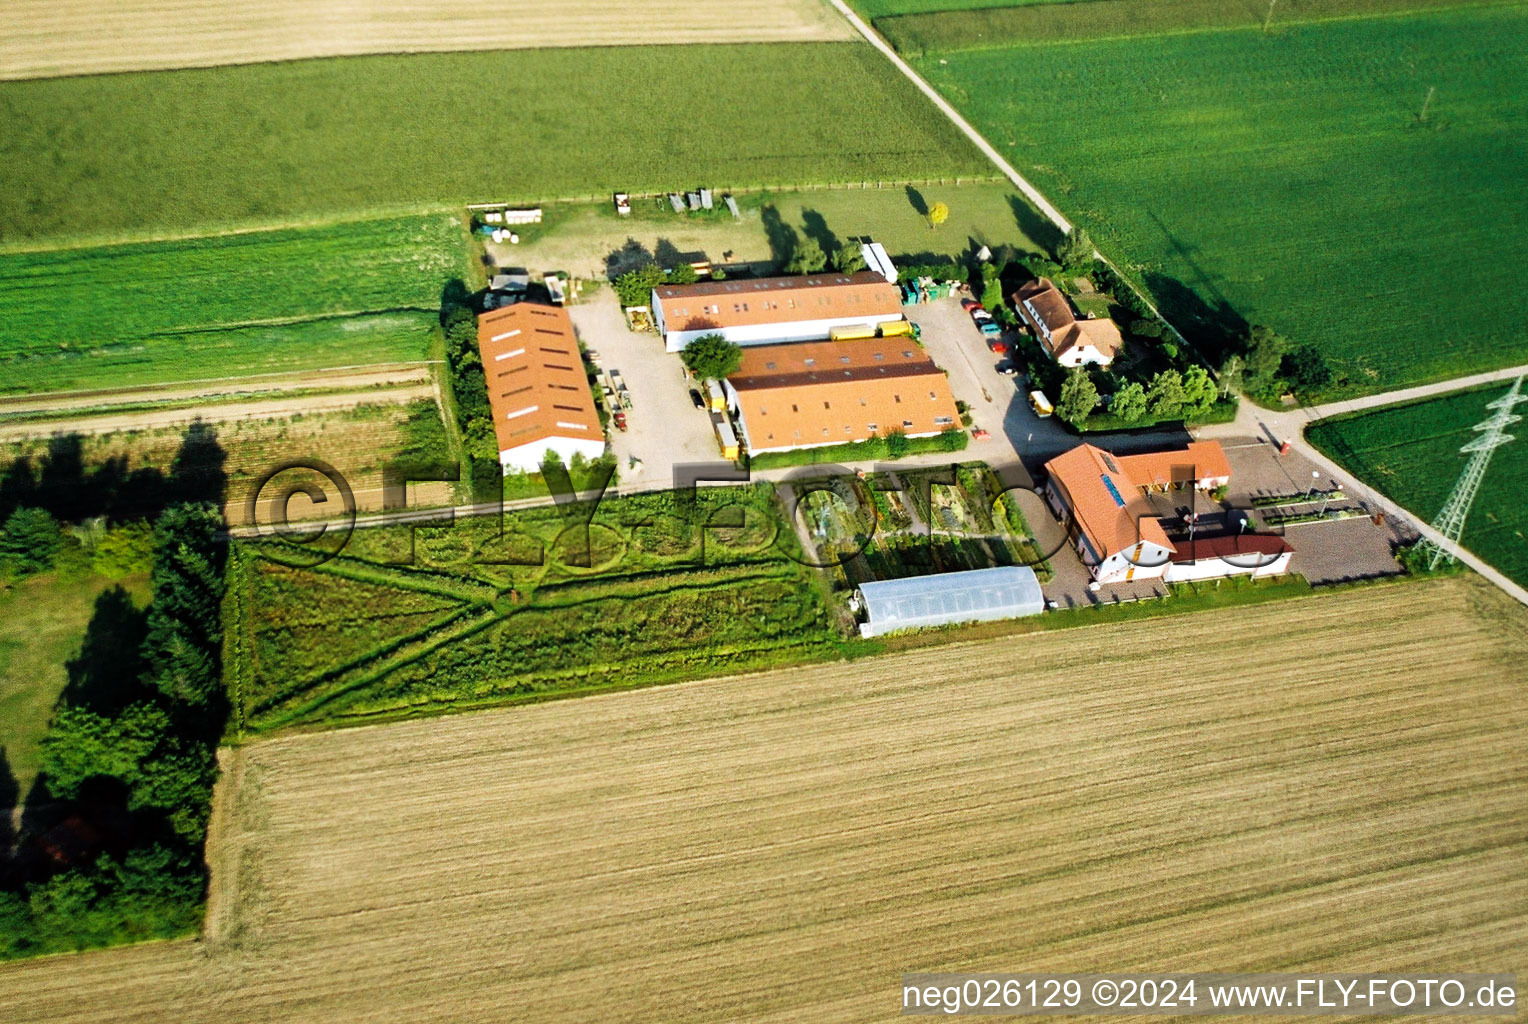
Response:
[651,271,905,351]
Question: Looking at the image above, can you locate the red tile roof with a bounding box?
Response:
[654,271,901,332]
[476,303,601,456]
[728,339,960,450]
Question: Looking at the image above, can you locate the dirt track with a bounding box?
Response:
[0,576,1522,1023]
[0,364,432,417]
[0,0,853,80]
[0,384,434,443]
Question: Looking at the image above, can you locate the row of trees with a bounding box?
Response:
[1,504,228,959]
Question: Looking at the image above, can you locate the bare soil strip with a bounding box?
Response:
[0,364,433,416]
[1,0,854,80]
[0,576,1522,1023]
[0,384,433,443]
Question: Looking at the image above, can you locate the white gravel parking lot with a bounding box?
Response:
[567,291,730,492]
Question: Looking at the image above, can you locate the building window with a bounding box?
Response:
[804,358,815,366]
[823,401,831,410]
[759,407,767,415]
[791,404,798,412]
[793,430,801,439]
[822,428,829,436]
[734,303,742,312]
[859,397,867,406]
[894,394,901,403]
[903,351,914,358]
[765,361,777,369]
[767,433,774,441]
[934,416,953,426]
[867,422,878,431]
[844,425,852,433]
[903,419,914,429]
[929,391,936,400]
[874,352,885,361]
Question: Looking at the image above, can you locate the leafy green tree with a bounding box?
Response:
[1146,369,1186,417]
[1110,381,1147,423]
[979,262,1004,311]
[614,264,666,307]
[1,507,62,576]
[1181,365,1219,415]
[832,245,866,274]
[1129,318,1164,339]
[1242,324,1290,395]
[885,431,912,458]
[92,521,156,579]
[786,236,827,274]
[1056,368,1098,426]
[681,334,744,381]
[1056,226,1094,271]
[1217,352,1245,398]
[40,702,170,802]
[666,263,698,285]
[1281,344,1332,395]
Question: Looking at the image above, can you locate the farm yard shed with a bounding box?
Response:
[856,566,1044,638]
[477,303,605,473]
[722,339,960,454]
[651,271,904,351]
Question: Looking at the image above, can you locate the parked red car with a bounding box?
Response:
[612,411,628,432]
[987,338,1008,353]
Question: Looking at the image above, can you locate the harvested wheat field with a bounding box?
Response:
[1,576,1525,1023]
[0,0,853,80]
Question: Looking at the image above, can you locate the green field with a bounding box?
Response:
[225,486,841,732]
[1309,384,1528,587]
[0,44,988,247]
[0,214,467,394]
[874,0,1517,51]
[851,0,1068,18]
[914,5,1528,393]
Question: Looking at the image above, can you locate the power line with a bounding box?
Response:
[1423,373,1526,570]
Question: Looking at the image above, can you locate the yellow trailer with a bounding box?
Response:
[1029,390,1054,418]
[715,420,739,461]
[878,319,913,338]
[829,324,877,341]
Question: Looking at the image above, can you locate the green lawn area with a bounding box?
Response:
[914,4,1528,394]
[0,214,468,394]
[0,573,149,797]
[1308,383,1528,587]
[486,181,1054,280]
[0,44,988,248]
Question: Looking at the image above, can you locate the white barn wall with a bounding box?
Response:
[499,435,606,474]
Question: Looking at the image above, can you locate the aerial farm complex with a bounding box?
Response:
[0,0,1524,1020]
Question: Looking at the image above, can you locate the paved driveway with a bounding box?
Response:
[567,291,725,492]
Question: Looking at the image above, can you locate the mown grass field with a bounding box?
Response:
[0,573,149,797]
[0,215,467,394]
[1308,383,1528,587]
[495,181,1049,280]
[0,0,852,80]
[914,4,1528,393]
[224,485,838,732]
[0,44,989,247]
[0,576,1523,1022]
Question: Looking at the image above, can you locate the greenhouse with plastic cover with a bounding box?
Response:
[853,566,1045,638]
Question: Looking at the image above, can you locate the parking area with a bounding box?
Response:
[1219,437,1416,584]
[567,290,726,492]
[905,296,1092,467]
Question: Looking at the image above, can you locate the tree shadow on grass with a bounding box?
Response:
[760,205,799,270]
[62,586,150,718]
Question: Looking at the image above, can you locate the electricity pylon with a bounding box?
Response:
[1424,373,1526,570]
